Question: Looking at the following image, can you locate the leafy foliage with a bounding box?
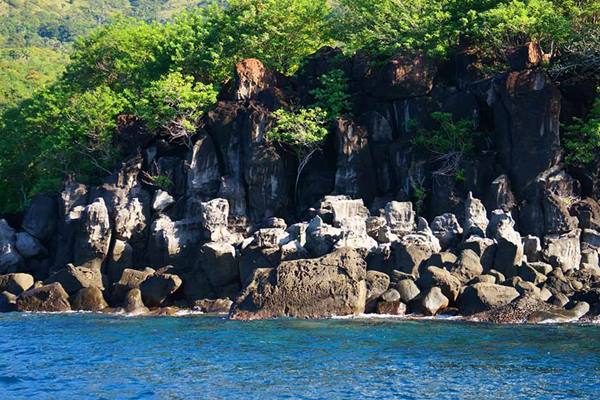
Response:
[563,90,600,166]
[267,107,329,154]
[310,69,352,120]
[167,0,332,83]
[135,71,218,136]
[412,112,479,156]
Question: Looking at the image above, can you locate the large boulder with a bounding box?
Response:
[197,241,240,297]
[395,279,421,303]
[385,201,416,236]
[71,287,108,311]
[15,232,47,259]
[111,267,155,305]
[199,198,231,242]
[45,265,103,295]
[451,249,483,284]
[431,213,463,249]
[543,230,582,272]
[140,271,182,308]
[464,192,489,237]
[391,234,435,276]
[0,273,34,295]
[305,216,343,257]
[418,287,449,316]
[459,283,520,315]
[123,288,149,315]
[230,248,367,320]
[72,198,112,270]
[365,270,390,311]
[460,236,496,271]
[21,195,58,241]
[418,266,462,302]
[148,216,203,269]
[488,210,523,276]
[17,283,71,312]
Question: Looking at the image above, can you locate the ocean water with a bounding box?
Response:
[0,314,598,399]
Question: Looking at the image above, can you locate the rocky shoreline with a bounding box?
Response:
[1,194,599,324]
[0,45,599,324]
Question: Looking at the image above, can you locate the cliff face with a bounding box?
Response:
[0,44,599,319]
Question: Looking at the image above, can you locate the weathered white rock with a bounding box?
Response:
[385,201,415,236]
[464,192,489,237]
[431,213,463,249]
[543,229,581,272]
[152,190,175,212]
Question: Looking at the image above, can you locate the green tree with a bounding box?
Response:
[267,107,329,201]
[136,71,218,143]
[563,90,600,166]
[310,69,352,120]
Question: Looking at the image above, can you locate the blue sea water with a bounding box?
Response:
[0,313,598,399]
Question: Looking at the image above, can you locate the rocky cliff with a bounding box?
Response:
[0,44,598,322]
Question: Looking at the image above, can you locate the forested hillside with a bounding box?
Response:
[0,0,204,109]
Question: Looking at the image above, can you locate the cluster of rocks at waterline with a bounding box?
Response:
[1,195,598,323]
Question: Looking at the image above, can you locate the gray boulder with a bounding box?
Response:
[230,248,367,320]
[543,230,581,272]
[305,216,343,257]
[451,249,483,284]
[72,198,112,271]
[419,287,449,316]
[464,192,489,237]
[418,266,462,302]
[366,271,390,311]
[488,210,523,276]
[460,236,496,271]
[391,234,435,276]
[384,201,415,236]
[396,279,421,303]
[15,232,47,258]
[140,272,182,308]
[45,265,103,295]
[431,213,463,249]
[0,273,34,295]
[0,220,24,274]
[459,283,520,315]
[199,198,231,242]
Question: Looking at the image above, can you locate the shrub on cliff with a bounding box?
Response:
[266,107,329,199]
[564,90,600,167]
[412,112,481,177]
[310,69,352,120]
[135,72,217,143]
